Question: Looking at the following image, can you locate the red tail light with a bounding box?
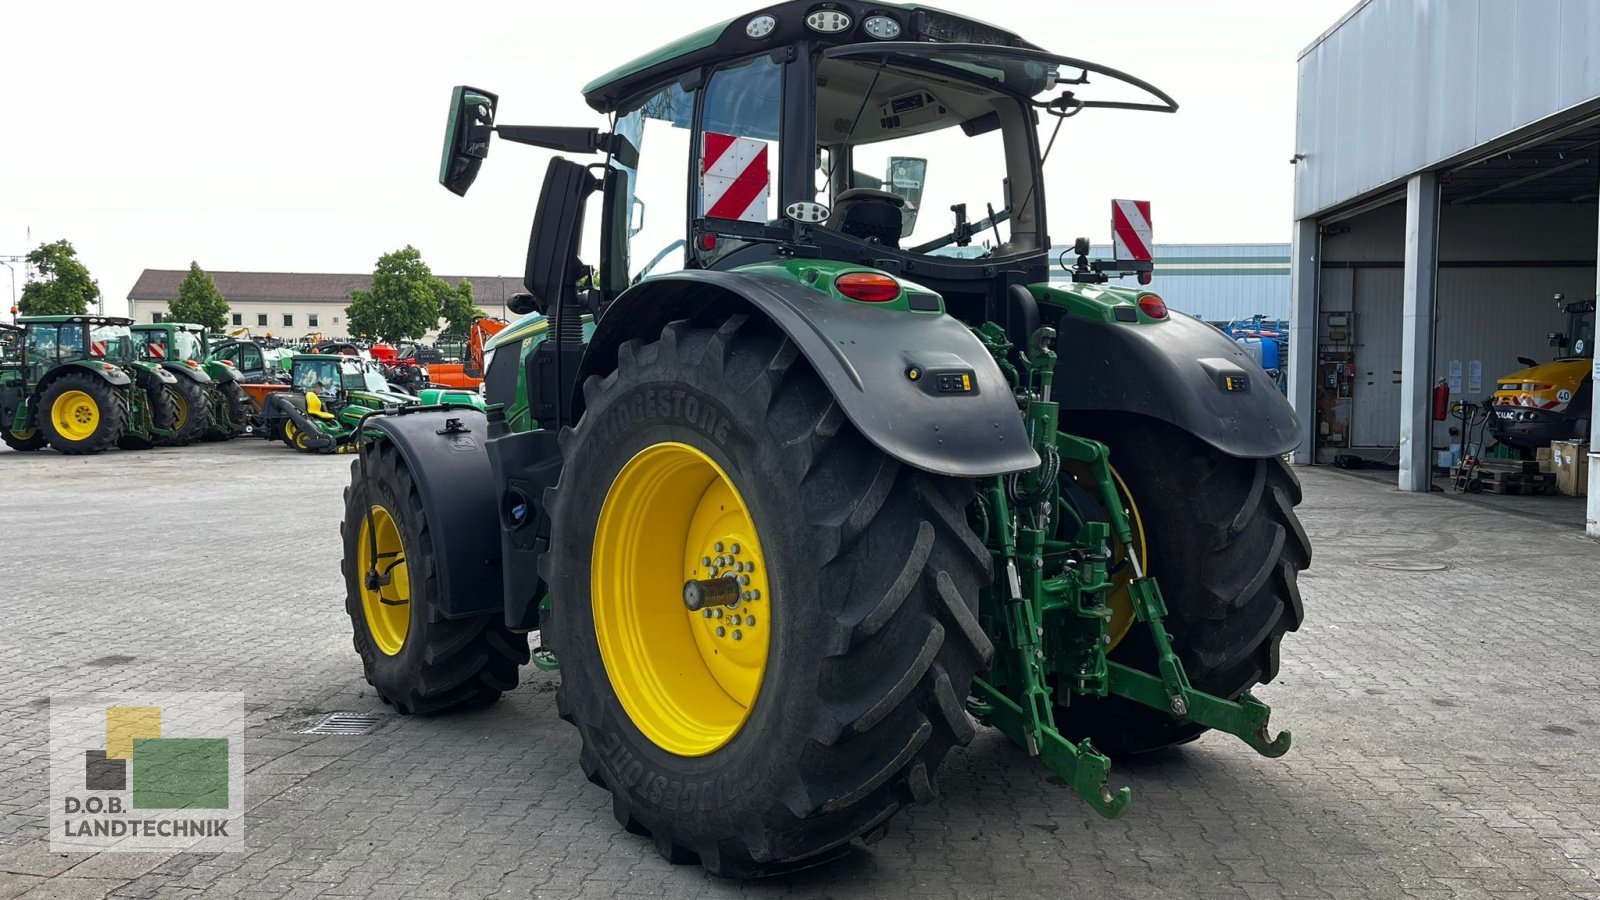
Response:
[836,272,901,303]
[1137,293,1168,319]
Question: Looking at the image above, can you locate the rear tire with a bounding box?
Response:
[340,440,530,714]
[1058,414,1310,756]
[543,316,993,878]
[158,377,212,446]
[39,373,127,455]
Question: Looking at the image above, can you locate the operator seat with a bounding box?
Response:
[832,188,905,247]
[303,392,336,420]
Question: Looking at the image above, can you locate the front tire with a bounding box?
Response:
[2,426,46,451]
[117,383,178,451]
[39,374,127,455]
[340,440,530,714]
[204,381,252,441]
[543,317,993,878]
[1058,414,1310,755]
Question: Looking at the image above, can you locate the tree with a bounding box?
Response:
[166,262,230,332]
[437,278,486,339]
[346,246,451,341]
[17,240,99,316]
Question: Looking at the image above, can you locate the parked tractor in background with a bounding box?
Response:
[0,315,178,454]
[1491,293,1595,453]
[132,322,253,443]
[336,2,1308,878]
[262,354,483,453]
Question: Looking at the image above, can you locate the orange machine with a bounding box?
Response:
[425,317,508,389]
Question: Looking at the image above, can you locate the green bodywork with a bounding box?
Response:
[1,316,174,445]
[133,322,251,436]
[275,354,485,452]
[482,311,597,433]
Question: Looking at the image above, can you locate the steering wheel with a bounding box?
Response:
[636,240,686,282]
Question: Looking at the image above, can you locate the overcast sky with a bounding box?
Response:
[0,0,1352,317]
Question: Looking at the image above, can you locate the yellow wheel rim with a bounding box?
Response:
[1102,466,1147,652]
[592,441,770,757]
[284,419,310,450]
[50,390,100,441]
[357,505,411,656]
[172,390,188,429]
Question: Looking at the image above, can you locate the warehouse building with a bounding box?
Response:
[127,270,525,340]
[1051,243,1290,324]
[1289,0,1600,535]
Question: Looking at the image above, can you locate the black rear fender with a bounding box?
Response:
[1052,312,1301,459]
[577,270,1039,478]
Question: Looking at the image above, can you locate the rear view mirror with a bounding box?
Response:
[885,157,927,238]
[440,86,498,197]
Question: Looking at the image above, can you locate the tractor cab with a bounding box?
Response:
[441,1,1175,392]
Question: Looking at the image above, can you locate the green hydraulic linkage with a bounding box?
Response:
[966,320,1290,820]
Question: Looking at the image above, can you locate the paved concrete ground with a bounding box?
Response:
[1,440,1598,899]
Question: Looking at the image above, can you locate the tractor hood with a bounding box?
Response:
[1492,358,1589,412]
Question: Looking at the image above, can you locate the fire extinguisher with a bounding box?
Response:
[1432,378,1450,421]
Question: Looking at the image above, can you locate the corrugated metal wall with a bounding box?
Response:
[1049,243,1289,322]
[1295,0,1600,218]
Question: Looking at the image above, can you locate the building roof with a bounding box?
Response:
[127,270,524,305]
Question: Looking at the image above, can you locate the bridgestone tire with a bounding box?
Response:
[158,377,213,446]
[1058,413,1310,756]
[543,316,993,878]
[39,373,127,456]
[340,440,530,714]
[1,427,46,451]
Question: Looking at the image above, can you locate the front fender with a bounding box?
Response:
[363,410,502,619]
[1040,288,1300,458]
[580,270,1039,478]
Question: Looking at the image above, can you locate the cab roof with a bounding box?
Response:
[133,322,207,332]
[17,315,133,326]
[581,0,1038,113]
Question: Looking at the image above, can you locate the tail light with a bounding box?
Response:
[1136,293,1168,319]
[835,272,901,303]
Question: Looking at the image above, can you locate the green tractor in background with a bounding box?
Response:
[0,315,178,454]
[263,354,483,453]
[131,322,254,444]
[337,2,1309,878]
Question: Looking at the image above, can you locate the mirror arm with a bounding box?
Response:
[495,125,618,154]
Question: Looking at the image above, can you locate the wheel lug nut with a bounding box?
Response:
[746,615,756,627]
[749,589,760,601]
[732,630,742,641]
[701,556,711,567]
[729,615,742,626]
[738,574,750,585]
[701,609,711,618]
[730,543,740,554]
[714,542,724,552]
[716,626,726,637]
[744,561,755,573]
[714,608,722,618]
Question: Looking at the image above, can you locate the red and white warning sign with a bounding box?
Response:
[1111,199,1153,262]
[702,132,770,223]
[148,343,166,359]
[90,341,107,357]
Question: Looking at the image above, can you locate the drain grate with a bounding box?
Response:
[299,712,386,735]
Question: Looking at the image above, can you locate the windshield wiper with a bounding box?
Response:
[910,207,1011,255]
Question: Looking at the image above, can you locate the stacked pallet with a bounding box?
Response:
[1453,458,1558,494]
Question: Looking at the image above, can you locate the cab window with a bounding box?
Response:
[696,55,783,264]
[608,81,695,287]
[25,325,58,382]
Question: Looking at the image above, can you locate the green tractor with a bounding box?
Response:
[263,354,483,453]
[339,2,1308,878]
[131,322,254,444]
[0,315,179,454]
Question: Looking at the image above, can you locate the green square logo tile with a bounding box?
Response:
[131,738,229,810]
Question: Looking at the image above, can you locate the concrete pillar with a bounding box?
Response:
[1398,172,1440,492]
[1287,218,1319,465]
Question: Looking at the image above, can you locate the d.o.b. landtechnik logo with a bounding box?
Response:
[49,692,243,852]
